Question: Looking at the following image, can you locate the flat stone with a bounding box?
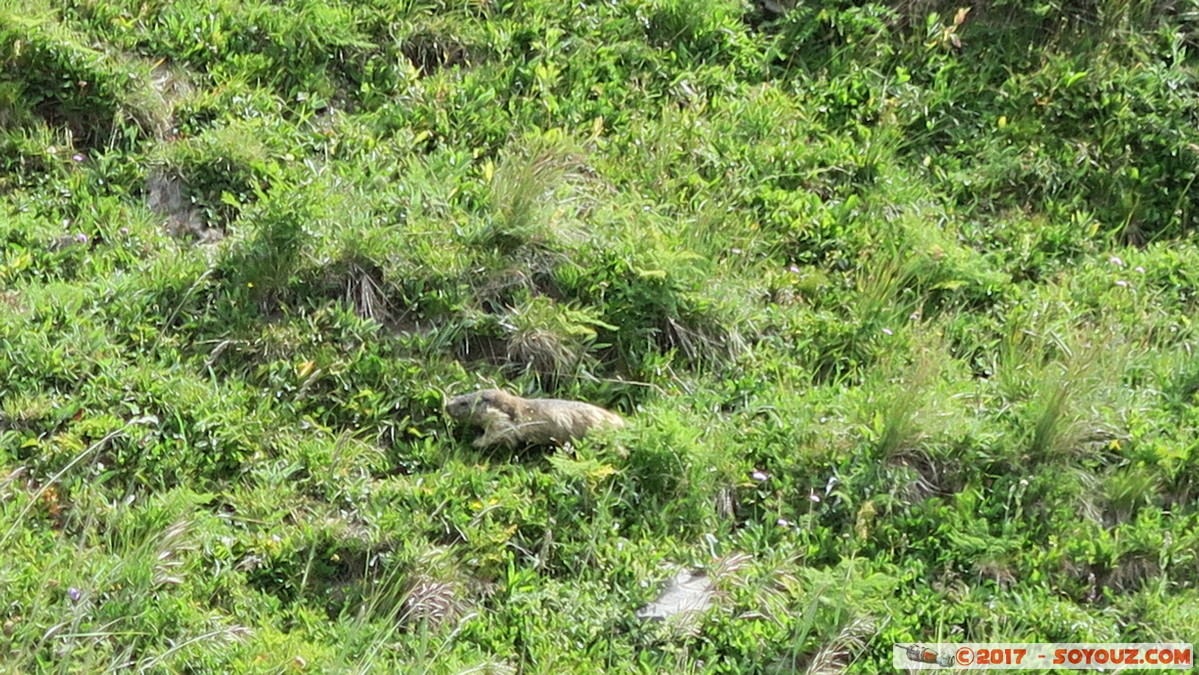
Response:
[635,569,715,622]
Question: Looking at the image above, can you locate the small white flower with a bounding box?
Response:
[809,492,821,503]
[776,518,791,527]
[1115,280,1129,287]
[1109,256,1124,267]
[751,469,768,482]
[1135,266,1145,274]
[882,328,893,335]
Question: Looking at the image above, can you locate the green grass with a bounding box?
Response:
[3,0,1199,672]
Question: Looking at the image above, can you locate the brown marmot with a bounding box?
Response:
[446,389,625,449]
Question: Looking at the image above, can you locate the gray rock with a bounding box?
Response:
[635,569,715,622]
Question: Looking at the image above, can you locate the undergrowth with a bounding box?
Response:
[2,0,1198,672]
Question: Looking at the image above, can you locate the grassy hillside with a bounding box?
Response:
[3,0,1199,671]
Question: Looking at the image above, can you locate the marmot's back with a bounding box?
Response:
[447,389,624,448]
[521,397,625,445]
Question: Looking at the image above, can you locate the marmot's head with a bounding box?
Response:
[446,391,480,420]
[446,389,504,423]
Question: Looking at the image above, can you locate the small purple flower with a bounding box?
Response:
[74,233,88,244]
[72,154,86,163]
[809,492,821,503]
[119,227,130,236]
[776,518,791,527]
[1135,266,1145,274]
[751,469,768,482]
[1109,256,1125,267]
[67,587,81,603]
[788,265,801,274]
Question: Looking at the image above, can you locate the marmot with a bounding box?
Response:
[446,389,625,449]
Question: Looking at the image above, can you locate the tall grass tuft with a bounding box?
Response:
[500,296,610,383]
[474,131,593,256]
